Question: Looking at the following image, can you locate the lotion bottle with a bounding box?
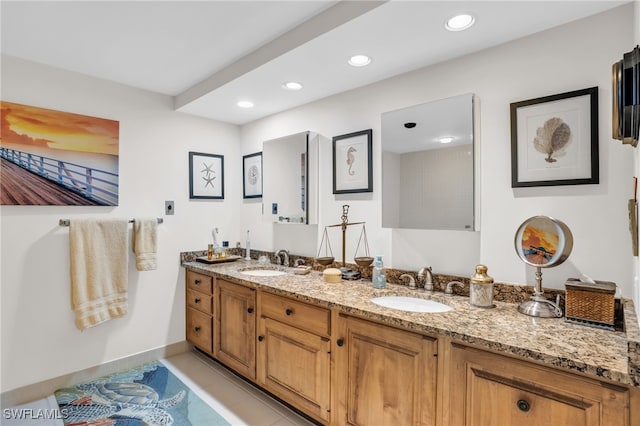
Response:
[372,255,386,289]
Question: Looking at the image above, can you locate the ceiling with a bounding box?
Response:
[1,1,627,126]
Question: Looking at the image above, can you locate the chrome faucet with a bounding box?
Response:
[294,258,305,267]
[445,281,465,295]
[275,249,290,266]
[399,273,417,289]
[418,266,434,292]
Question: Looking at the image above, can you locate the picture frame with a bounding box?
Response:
[189,151,224,199]
[242,151,262,199]
[333,129,373,194]
[510,87,599,188]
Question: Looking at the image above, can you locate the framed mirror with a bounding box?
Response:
[262,131,319,225]
[381,93,475,231]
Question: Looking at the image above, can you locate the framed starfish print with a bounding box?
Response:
[189,151,224,199]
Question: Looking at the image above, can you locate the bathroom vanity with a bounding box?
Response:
[183,259,640,425]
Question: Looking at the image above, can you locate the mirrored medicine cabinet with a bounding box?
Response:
[262,131,320,225]
[381,93,475,231]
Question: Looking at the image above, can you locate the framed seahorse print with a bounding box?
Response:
[332,129,373,194]
[510,87,599,188]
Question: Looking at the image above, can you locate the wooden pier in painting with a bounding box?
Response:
[0,147,118,206]
[1,158,101,205]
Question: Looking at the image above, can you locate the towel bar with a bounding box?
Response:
[59,218,163,227]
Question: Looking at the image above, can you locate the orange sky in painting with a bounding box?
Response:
[521,224,559,254]
[0,101,119,155]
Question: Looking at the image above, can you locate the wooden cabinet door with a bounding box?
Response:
[334,315,438,426]
[215,279,256,380]
[448,343,629,426]
[186,307,212,353]
[257,317,330,423]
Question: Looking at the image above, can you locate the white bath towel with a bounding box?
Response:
[69,219,129,330]
[133,218,158,271]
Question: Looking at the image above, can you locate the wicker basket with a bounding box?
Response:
[564,278,616,329]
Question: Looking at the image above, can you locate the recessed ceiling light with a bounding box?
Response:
[348,54,371,67]
[440,137,454,144]
[445,14,475,31]
[282,81,303,91]
[237,101,254,108]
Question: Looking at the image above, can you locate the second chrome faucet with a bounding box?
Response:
[275,249,290,267]
[418,266,434,292]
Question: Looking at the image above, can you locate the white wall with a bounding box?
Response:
[0,56,242,392]
[1,4,637,392]
[241,5,635,293]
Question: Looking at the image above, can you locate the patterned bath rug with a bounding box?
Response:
[54,360,231,426]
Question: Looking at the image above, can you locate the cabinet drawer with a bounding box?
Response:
[186,307,212,353]
[187,288,212,315]
[186,270,212,295]
[260,292,330,337]
[448,343,629,426]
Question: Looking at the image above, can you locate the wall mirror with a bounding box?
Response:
[381,93,475,231]
[262,131,319,225]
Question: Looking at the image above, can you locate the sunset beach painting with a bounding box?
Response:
[520,218,560,266]
[1,102,119,205]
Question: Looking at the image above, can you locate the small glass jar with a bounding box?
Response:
[470,264,494,308]
[207,244,214,260]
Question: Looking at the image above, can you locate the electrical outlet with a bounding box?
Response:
[165,200,175,215]
[272,203,278,214]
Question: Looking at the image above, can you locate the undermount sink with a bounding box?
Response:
[370,296,452,313]
[240,269,287,277]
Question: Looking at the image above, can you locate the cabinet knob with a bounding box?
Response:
[194,326,201,332]
[285,308,293,316]
[258,335,264,342]
[247,307,254,314]
[194,279,201,285]
[337,338,344,347]
[194,298,201,304]
[517,399,530,412]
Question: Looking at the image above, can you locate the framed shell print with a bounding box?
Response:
[243,152,262,199]
[510,87,599,187]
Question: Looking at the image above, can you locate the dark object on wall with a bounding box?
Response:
[612,45,640,147]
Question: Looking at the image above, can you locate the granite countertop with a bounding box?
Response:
[183,258,640,388]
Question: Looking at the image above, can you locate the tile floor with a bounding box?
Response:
[163,349,317,426]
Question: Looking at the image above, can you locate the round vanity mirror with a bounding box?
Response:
[514,216,573,318]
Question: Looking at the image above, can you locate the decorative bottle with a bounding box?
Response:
[372,255,386,289]
[245,230,251,260]
[470,264,494,308]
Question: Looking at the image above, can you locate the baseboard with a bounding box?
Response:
[0,340,189,408]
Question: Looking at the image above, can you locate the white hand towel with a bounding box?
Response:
[133,218,158,271]
[69,219,129,330]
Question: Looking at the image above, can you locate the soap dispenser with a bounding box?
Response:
[372,255,386,289]
[470,264,494,308]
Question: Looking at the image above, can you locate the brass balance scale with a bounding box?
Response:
[316,205,373,279]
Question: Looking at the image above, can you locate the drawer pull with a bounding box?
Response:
[194,326,201,332]
[194,279,201,285]
[194,298,201,304]
[258,335,264,342]
[247,307,254,314]
[285,308,293,316]
[337,338,344,347]
[517,399,530,412]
